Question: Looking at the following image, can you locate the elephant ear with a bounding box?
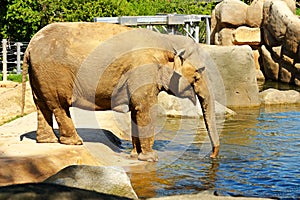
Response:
[173,48,186,73]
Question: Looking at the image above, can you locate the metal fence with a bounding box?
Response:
[1,39,28,81]
[94,14,212,44]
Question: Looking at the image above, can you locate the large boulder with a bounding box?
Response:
[260,45,279,80]
[44,165,138,199]
[246,0,266,27]
[262,0,296,47]
[202,45,260,107]
[214,28,234,46]
[215,0,248,27]
[232,26,261,45]
[283,18,300,61]
[259,88,300,104]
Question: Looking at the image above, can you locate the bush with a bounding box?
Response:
[0,74,25,83]
[1,0,217,41]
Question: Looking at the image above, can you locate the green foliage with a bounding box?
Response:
[1,0,217,41]
[297,8,300,16]
[0,114,23,126]
[0,74,26,82]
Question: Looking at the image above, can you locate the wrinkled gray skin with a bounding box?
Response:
[22,22,219,162]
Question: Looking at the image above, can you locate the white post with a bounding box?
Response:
[2,39,7,82]
[185,23,189,37]
[16,42,23,74]
[195,25,200,43]
[205,17,211,45]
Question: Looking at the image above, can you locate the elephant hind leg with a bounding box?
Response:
[35,99,58,143]
[53,106,83,145]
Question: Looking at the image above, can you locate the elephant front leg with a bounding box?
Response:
[53,107,83,145]
[35,100,58,143]
[131,102,158,162]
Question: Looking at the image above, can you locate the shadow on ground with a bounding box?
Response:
[19,128,123,152]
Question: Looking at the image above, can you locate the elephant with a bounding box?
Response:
[21,22,219,162]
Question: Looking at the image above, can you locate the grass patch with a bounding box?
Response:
[0,74,26,83]
[0,115,23,126]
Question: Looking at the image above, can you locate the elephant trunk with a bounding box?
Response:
[194,71,220,158]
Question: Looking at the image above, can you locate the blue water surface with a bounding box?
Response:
[127,105,300,199]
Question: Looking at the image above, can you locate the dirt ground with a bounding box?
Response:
[0,81,35,125]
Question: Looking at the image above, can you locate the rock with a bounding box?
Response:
[202,45,260,107]
[272,46,294,64]
[215,28,234,46]
[210,9,218,45]
[259,88,300,104]
[260,45,300,85]
[295,78,300,87]
[232,26,261,45]
[256,69,265,91]
[279,67,292,83]
[0,139,102,186]
[262,0,295,46]
[262,23,281,47]
[215,0,248,27]
[246,0,266,27]
[0,183,131,200]
[157,91,236,118]
[44,165,138,199]
[283,18,300,61]
[253,49,261,70]
[211,0,300,87]
[260,45,279,80]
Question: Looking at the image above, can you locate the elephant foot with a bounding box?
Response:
[138,151,158,162]
[210,145,220,159]
[60,135,83,145]
[130,149,139,158]
[36,133,59,143]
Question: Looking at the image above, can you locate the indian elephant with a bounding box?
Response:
[21,22,219,162]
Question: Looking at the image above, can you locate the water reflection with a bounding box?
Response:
[126,105,300,199]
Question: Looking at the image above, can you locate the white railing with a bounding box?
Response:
[1,39,28,81]
[94,14,211,44]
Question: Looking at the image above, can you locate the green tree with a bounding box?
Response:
[2,0,217,41]
[0,0,9,39]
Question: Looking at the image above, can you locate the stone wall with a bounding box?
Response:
[211,0,300,86]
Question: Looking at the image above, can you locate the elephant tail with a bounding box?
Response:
[21,48,30,116]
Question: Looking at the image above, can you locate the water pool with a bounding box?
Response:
[125,105,300,199]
